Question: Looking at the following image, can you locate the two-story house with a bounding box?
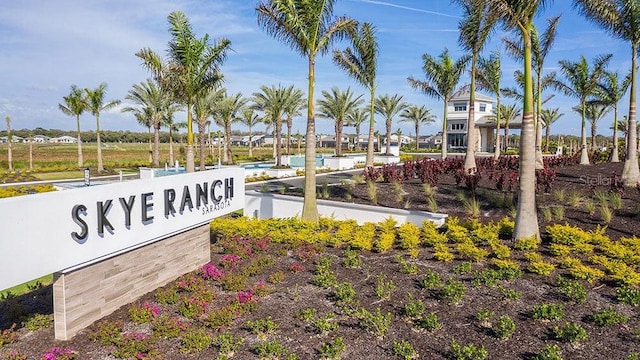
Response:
[446,92,497,152]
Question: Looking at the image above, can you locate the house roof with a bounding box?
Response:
[450,92,495,103]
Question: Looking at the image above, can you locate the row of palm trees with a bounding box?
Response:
[58,83,121,172]
[254,0,640,241]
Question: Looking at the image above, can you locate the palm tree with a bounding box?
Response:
[375,94,408,156]
[163,104,182,167]
[399,105,436,150]
[486,0,548,241]
[408,48,469,159]
[333,22,378,167]
[240,107,262,158]
[556,54,612,164]
[573,103,611,151]
[540,108,564,152]
[85,83,120,172]
[317,87,364,157]
[137,11,231,173]
[257,0,357,222]
[346,107,368,151]
[574,0,640,184]
[194,88,224,169]
[592,70,631,162]
[498,103,521,150]
[122,79,169,168]
[252,84,289,166]
[282,88,305,155]
[476,50,504,159]
[59,85,87,168]
[212,91,247,165]
[456,0,496,171]
[504,15,561,168]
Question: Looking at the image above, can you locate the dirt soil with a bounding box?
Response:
[1,161,639,359]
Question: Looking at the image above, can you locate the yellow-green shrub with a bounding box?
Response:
[397,222,421,250]
[549,244,571,257]
[472,222,499,244]
[350,222,376,251]
[497,217,514,238]
[492,259,520,272]
[456,243,489,262]
[547,224,590,246]
[572,242,594,255]
[445,217,471,244]
[620,236,640,254]
[600,242,634,260]
[488,239,511,259]
[421,220,447,246]
[433,243,454,262]
[329,220,358,248]
[514,236,540,251]
[559,256,582,269]
[527,261,556,276]
[374,218,397,253]
[569,264,605,284]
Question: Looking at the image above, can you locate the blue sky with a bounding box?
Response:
[0,0,631,138]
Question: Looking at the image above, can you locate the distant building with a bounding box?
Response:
[50,136,76,143]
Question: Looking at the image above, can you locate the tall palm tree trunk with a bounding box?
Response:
[385,117,392,155]
[494,97,501,160]
[186,104,195,172]
[169,129,175,167]
[545,123,551,154]
[96,115,104,172]
[623,44,640,184]
[225,124,233,165]
[415,124,420,150]
[464,58,477,171]
[276,120,283,166]
[442,100,448,159]
[535,78,544,169]
[336,119,344,157]
[76,115,83,168]
[611,106,620,162]
[355,124,361,151]
[366,89,375,167]
[199,122,207,170]
[287,117,293,155]
[302,57,318,222]
[153,124,161,168]
[514,32,539,241]
[580,105,590,165]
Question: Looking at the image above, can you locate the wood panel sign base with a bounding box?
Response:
[53,224,210,340]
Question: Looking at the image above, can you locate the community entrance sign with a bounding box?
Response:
[0,168,244,339]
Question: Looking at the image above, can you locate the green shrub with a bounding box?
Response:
[375,274,396,300]
[22,313,52,331]
[247,316,279,338]
[533,344,563,360]
[453,262,473,275]
[531,303,565,321]
[318,337,345,359]
[553,322,588,343]
[556,276,587,304]
[591,307,628,326]
[616,285,640,306]
[313,313,339,334]
[495,316,515,339]
[475,309,494,328]
[393,340,419,360]
[357,307,392,338]
[342,248,362,268]
[418,270,442,290]
[213,332,244,357]
[334,282,356,304]
[180,328,212,354]
[440,279,466,304]
[403,294,426,319]
[312,271,338,289]
[450,339,488,360]
[418,312,441,332]
[252,339,294,359]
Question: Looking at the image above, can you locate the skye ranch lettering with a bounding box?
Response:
[70,178,234,242]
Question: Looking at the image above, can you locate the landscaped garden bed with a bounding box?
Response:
[1,154,639,359]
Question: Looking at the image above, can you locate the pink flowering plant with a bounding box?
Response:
[129,301,160,324]
[221,254,242,269]
[39,347,77,360]
[289,262,304,273]
[237,289,255,304]
[200,263,225,281]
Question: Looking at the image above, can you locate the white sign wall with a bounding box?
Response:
[0,168,244,291]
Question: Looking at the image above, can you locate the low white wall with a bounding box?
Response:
[244,191,447,226]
